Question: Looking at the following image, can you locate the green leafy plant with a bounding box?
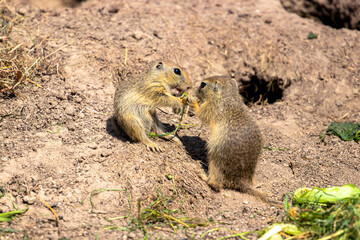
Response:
[258,184,360,239]
[326,122,360,142]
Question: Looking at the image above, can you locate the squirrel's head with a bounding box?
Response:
[150,61,192,94]
[197,76,239,102]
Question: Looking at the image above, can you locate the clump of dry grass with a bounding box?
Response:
[0,1,27,95]
[1,1,21,94]
[94,179,214,239]
[0,0,55,97]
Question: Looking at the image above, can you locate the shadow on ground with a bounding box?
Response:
[181,135,208,171]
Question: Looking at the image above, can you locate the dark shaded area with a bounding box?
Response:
[180,135,208,171]
[105,117,133,142]
[238,72,290,104]
[280,0,360,30]
[106,116,178,143]
[62,0,87,8]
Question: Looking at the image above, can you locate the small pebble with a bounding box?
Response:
[0,206,10,213]
[88,143,98,150]
[65,105,76,116]
[223,193,232,198]
[128,232,136,239]
[23,195,37,205]
[67,121,76,131]
[243,200,249,205]
[100,150,111,157]
[74,96,82,103]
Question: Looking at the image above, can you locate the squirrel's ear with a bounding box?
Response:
[213,81,222,92]
[156,61,163,70]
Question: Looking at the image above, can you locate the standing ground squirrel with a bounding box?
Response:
[190,76,268,201]
[113,60,191,152]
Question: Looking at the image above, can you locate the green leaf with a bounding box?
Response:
[259,223,301,239]
[166,174,173,180]
[0,217,12,222]
[0,207,29,222]
[307,32,318,39]
[326,122,360,142]
[293,184,360,205]
[0,228,22,233]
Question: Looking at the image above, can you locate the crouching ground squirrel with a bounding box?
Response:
[189,76,270,201]
[113,61,192,152]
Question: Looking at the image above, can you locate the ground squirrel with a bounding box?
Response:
[190,76,268,201]
[113,60,191,152]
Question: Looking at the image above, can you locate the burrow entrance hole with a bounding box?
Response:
[238,74,291,105]
[280,0,360,30]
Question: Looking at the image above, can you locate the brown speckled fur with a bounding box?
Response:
[113,60,191,152]
[191,76,266,200]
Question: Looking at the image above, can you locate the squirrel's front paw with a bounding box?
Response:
[146,142,163,153]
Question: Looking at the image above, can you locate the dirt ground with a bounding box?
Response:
[1,0,359,239]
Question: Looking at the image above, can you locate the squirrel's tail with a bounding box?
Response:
[235,182,283,208]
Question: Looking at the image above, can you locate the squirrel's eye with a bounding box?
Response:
[200,82,207,88]
[174,68,181,75]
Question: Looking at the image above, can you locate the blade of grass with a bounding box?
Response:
[150,92,188,138]
[0,228,22,233]
[0,207,28,222]
[216,232,252,240]
[8,43,23,53]
[29,194,59,224]
[106,190,132,221]
[150,105,185,138]
[44,40,75,59]
[25,78,43,88]
[200,228,222,239]
[263,146,290,151]
[318,229,346,240]
[47,117,66,134]
[162,212,189,228]
[0,106,25,123]
[0,208,29,219]
[0,217,12,222]
[90,188,130,216]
